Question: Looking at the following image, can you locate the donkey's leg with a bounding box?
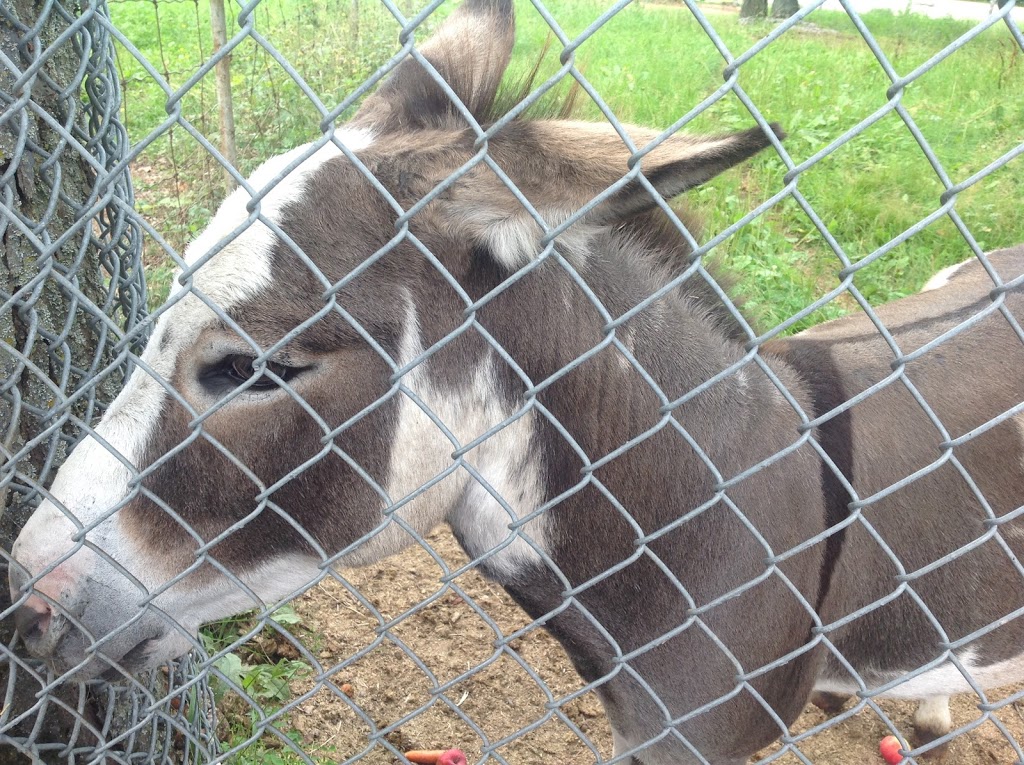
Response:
[611,728,640,765]
[912,696,952,760]
[809,691,851,715]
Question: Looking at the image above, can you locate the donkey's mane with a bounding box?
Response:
[612,210,752,343]
[484,41,583,124]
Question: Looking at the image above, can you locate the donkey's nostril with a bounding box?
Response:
[14,596,52,644]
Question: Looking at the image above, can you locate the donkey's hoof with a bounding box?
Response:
[809,691,850,715]
[911,727,951,761]
[912,739,950,761]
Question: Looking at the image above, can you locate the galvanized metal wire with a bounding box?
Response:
[1,0,1023,763]
[0,0,217,762]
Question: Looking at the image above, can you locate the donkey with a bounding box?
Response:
[770,239,1024,759]
[806,243,1024,758]
[8,0,1024,762]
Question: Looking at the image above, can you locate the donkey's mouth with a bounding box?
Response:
[98,635,159,681]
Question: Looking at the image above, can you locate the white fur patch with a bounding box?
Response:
[177,127,374,305]
[341,295,549,580]
[450,203,597,270]
[156,553,322,635]
[922,259,973,292]
[814,647,1024,700]
[129,552,323,673]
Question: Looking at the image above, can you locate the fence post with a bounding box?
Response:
[210,0,238,190]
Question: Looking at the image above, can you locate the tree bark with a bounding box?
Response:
[740,0,769,20]
[0,2,150,761]
[771,0,801,18]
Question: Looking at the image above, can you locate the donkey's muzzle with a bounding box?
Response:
[14,596,52,647]
[7,548,178,682]
[8,561,77,669]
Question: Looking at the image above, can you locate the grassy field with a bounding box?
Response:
[509,2,1024,325]
[110,0,1024,329]
[103,1,1023,760]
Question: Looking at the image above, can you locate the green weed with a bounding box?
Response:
[199,605,329,765]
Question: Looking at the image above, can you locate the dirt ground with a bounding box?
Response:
[270,527,1024,764]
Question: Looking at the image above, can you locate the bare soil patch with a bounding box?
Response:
[280,527,1024,764]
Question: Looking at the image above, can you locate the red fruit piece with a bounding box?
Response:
[879,735,903,764]
[437,749,467,765]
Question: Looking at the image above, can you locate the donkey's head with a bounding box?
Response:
[9,0,781,681]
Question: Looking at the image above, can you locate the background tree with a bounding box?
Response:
[740,0,769,21]
[0,1,155,760]
[771,0,801,17]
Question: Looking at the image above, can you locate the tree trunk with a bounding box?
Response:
[0,2,154,761]
[771,0,801,18]
[210,0,238,191]
[740,0,769,20]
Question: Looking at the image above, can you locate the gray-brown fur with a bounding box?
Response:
[11,1,1024,763]
[795,246,1024,760]
[768,246,1024,684]
[110,24,810,762]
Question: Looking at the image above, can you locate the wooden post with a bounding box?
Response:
[210,0,238,190]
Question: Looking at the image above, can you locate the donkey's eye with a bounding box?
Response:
[202,355,301,393]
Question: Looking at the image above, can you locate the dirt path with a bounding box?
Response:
[818,0,1024,24]
[283,527,1024,764]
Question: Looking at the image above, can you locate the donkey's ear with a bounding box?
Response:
[355,0,514,132]
[597,124,785,222]
[503,121,784,224]
[445,122,784,268]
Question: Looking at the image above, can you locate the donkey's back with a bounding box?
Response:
[769,245,1024,704]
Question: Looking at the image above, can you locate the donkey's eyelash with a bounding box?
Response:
[200,355,305,393]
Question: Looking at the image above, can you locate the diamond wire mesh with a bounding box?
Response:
[0,0,218,762]
[1,0,1024,763]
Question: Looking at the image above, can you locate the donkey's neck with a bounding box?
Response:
[354,252,757,582]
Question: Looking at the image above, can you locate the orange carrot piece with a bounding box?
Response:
[404,750,446,764]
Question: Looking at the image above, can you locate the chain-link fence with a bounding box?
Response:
[2,0,1024,763]
[0,1,218,762]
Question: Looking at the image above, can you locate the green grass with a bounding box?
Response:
[507,2,1024,325]
[199,605,336,765]
[110,0,1023,329]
